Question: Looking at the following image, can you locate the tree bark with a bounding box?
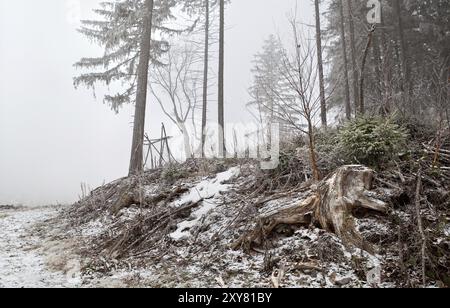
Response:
[414,168,427,287]
[232,165,387,252]
[201,0,210,157]
[314,0,327,128]
[439,35,450,124]
[371,32,383,111]
[307,117,321,181]
[179,121,192,160]
[129,0,154,176]
[378,1,392,113]
[218,0,225,157]
[339,0,352,120]
[346,0,360,115]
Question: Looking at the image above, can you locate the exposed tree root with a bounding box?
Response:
[233,165,388,252]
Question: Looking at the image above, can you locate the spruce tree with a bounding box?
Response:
[248,35,285,126]
[74,0,177,175]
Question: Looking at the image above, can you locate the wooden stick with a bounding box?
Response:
[414,168,427,287]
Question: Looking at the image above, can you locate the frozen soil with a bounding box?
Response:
[0,205,401,288]
[0,206,79,288]
[0,206,138,288]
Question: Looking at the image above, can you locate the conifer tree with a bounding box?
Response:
[74,0,178,175]
[248,35,285,127]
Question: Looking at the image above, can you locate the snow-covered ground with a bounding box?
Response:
[1,165,445,288]
[170,167,240,240]
[0,206,80,288]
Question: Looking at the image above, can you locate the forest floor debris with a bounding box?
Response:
[48,151,449,287]
[2,137,449,288]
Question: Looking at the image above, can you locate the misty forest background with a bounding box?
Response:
[1,0,449,205]
[0,0,449,289]
[73,0,449,178]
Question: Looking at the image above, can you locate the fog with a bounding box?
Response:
[0,0,314,205]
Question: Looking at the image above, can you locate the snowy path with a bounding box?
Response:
[0,206,77,288]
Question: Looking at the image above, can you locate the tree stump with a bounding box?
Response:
[233,165,387,252]
[315,165,387,251]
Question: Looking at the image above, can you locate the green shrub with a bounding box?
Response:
[337,117,408,167]
[315,128,343,172]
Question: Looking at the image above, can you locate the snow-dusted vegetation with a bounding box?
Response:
[1,0,449,289]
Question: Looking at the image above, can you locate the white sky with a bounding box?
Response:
[0,0,314,205]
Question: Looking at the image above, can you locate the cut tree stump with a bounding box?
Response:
[232,165,388,252]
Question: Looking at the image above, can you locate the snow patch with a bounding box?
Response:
[170,167,240,240]
[444,224,450,237]
[0,207,80,288]
[80,219,108,237]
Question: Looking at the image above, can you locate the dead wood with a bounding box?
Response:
[110,179,189,215]
[106,199,204,258]
[233,165,387,252]
[414,168,427,287]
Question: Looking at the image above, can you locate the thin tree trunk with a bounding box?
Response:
[440,44,450,125]
[314,0,327,128]
[339,0,352,119]
[129,0,154,176]
[372,33,383,109]
[201,0,210,158]
[346,0,360,116]
[218,0,225,157]
[360,26,376,114]
[314,0,328,128]
[382,46,392,114]
[307,117,321,181]
[414,168,427,287]
[378,0,391,113]
[394,0,412,104]
[292,22,320,182]
[179,122,192,160]
[368,0,382,100]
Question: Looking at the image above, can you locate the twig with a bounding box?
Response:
[414,168,427,287]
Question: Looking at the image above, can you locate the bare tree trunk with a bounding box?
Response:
[394,0,412,105]
[218,0,225,157]
[359,26,376,115]
[368,0,383,104]
[346,0,360,115]
[382,46,393,114]
[372,32,383,110]
[440,42,450,126]
[314,0,327,128]
[414,168,427,287]
[179,122,192,160]
[307,117,321,181]
[129,0,154,176]
[378,1,392,113]
[339,0,352,119]
[201,0,210,158]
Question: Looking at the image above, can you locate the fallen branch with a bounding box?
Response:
[414,168,427,287]
[110,181,189,214]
